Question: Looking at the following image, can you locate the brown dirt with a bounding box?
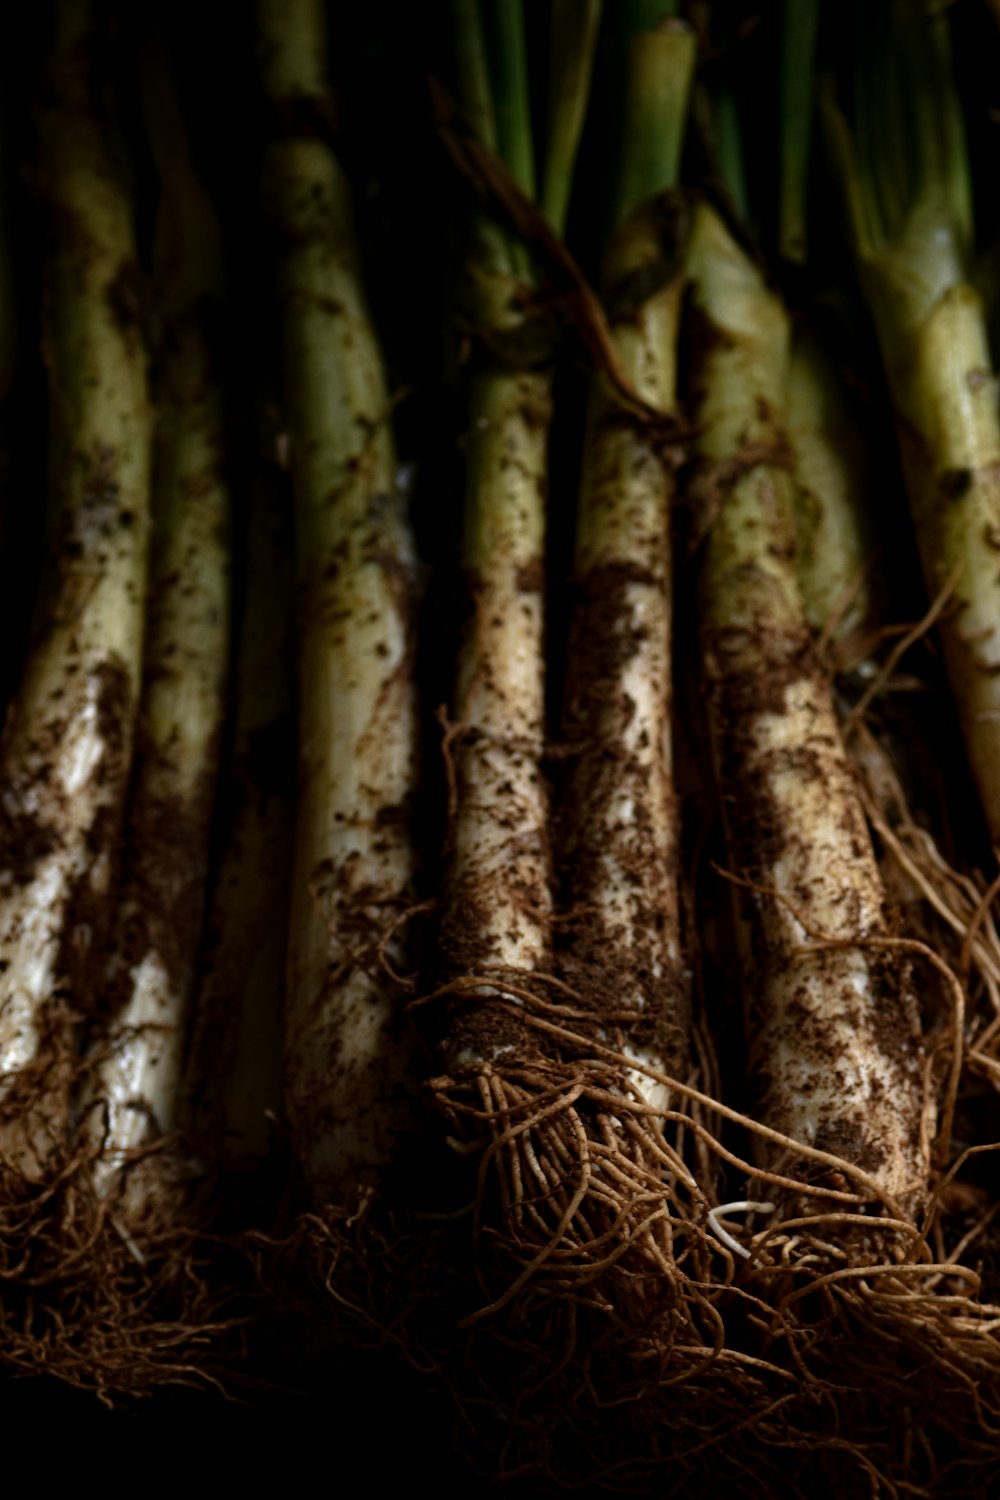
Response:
[326,1001,1000,1497]
[0,1131,252,1402]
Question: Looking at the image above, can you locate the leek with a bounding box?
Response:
[260,0,420,1201]
[83,33,231,1211]
[687,193,929,1216]
[559,4,694,1107]
[827,5,1000,850]
[0,0,150,1176]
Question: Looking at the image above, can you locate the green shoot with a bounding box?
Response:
[612,1,694,228]
[540,0,602,235]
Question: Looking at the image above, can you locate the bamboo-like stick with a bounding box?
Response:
[260,0,420,1201]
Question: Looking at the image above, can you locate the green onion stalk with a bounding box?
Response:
[259,0,420,1206]
[183,396,293,1176]
[79,35,231,1233]
[777,0,966,1019]
[434,0,560,1062]
[784,313,1000,1091]
[0,1,203,1395]
[790,323,1000,1176]
[426,0,607,1304]
[687,199,929,1229]
[539,0,715,1337]
[0,0,150,1183]
[677,67,1000,1480]
[824,6,1000,1139]
[827,7,1000,854]
[560,4,693,1106]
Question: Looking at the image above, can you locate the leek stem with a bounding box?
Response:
[829,4,1000,847]
[260,0,420,1199]
[85,32,231,1207]
[0,0,151,1175]
[559,12,695,1102]
[687,201,928,1214]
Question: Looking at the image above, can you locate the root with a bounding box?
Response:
[0,1048,250,1401]
[365,977,1000,1493]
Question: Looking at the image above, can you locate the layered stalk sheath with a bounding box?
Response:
[260,0,419,1199]
[828,9,1000,848]
[559,11,695,1101]
[85,44,231,1205]
[0,1,150,1174]
[688,201,927,1211]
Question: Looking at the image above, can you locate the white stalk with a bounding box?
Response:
[0,0,150,1176]
[688,202,929,1210]
[440,358,552,1072]
[887,287,1000,845]
[86,312,230,1205]
[560,208,688,1112]
[261,0,419,1200]
[80,36,230,1210]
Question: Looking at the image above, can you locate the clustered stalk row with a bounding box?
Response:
[0,0,999,1489]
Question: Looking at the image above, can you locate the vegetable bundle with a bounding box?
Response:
[2,0,1000,1492]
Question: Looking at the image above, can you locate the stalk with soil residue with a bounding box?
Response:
[82,33,231,1217]
[687,194,930,1224]
[559,5,694,1129]
[433,0,561,1058]
[827,4,1000,852]
[0,0,151,1177]
[260,0,420,1204]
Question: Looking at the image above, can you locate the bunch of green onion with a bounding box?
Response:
[1,2,1000,1492]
